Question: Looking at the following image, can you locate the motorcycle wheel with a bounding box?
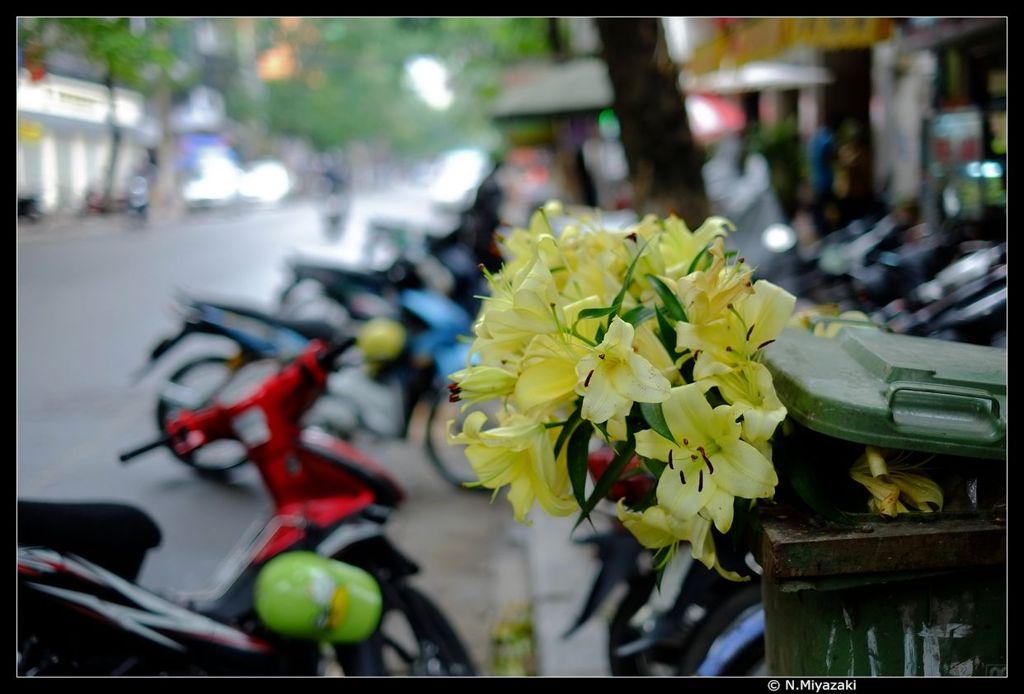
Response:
[607,571,667,675]
[678,584,765,675]
[154,355,266,478]
[278,279,352,330]
[423,388,494,492]
[335,582,477,676]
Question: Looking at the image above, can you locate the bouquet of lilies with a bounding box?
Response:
[446,203,798,580]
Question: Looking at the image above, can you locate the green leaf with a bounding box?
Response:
[655,307,681,360]
[552,406,582,459]
[639,402,676,444]
[621,305,655,327]
[652,543,678,590]
[646,274,687,323]
[574,435,636,530]
[566,421,594,509]
[572,237,653,332]
[640,455,665,480]
[687,241,714,274]
[575,305,618,323]
[608,237,652,314]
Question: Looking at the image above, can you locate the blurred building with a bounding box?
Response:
[680,17,1006,230]
[895,18,1005,235]
[17,67,155,213]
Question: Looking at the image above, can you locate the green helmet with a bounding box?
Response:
[356,317,406,362]
[254,551,382,644]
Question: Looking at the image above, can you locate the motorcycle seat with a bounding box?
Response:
[18,500,162,581]
[199,301,338,342]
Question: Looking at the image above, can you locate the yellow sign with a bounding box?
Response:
[790,17,891,50]
[690,34,726,75]
[18,121,44,142]
[689,18,893,73]
[732,19,791,66]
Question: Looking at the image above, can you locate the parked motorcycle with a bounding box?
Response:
[18,194,44,223]
[138,289,480,490]
[568,447,766,676]
[18,336,477,676]
[126,174,151,225]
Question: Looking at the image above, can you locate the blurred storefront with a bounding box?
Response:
[491,55,747,214]
[17,69,156,214]
[899,18,1006,236]
[682,17,1005,231]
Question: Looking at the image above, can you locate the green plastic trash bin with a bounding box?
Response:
[755,326,1006,676]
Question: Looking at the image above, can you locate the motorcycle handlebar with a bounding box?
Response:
[316,336,358,370]
[119,435,174,464]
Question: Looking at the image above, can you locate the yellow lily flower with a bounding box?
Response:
[676,278,796,366]
[498,208,562,278]
[514,333,589,416]
[634,384,778,532]
[472,252,561,364]
[692,357,787,442]
[849,447,944,518]
[449,365,517,407]
[575,317,671,425]
[616,500,746,581]
[674,237,753,327]
[660,216,734,279]
[633,321,680,384]
[559,228,630,305]
[448,410,578,523]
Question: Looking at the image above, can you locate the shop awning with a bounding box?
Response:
[683,61,833,95]
[492,58,612,120]
[492,57,746,142]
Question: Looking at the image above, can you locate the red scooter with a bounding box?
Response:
[18,337,476,675]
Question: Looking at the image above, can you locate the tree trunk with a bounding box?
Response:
[102,68,123,213]
[595,18,710,227]
[547,18,566,61]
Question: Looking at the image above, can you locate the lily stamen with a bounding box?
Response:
[697,446,715,474]
[584,369,595,388]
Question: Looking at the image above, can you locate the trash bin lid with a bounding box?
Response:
[762,327,1006,460]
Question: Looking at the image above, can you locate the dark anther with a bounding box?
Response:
[584,369,595,388]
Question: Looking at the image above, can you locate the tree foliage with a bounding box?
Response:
[18,18,181,89]
[239,18,555,155]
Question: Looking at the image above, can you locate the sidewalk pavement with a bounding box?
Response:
[16,205,189,245]
[525,512,610,676]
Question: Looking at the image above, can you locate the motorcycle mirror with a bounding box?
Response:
[761,223,797,253]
